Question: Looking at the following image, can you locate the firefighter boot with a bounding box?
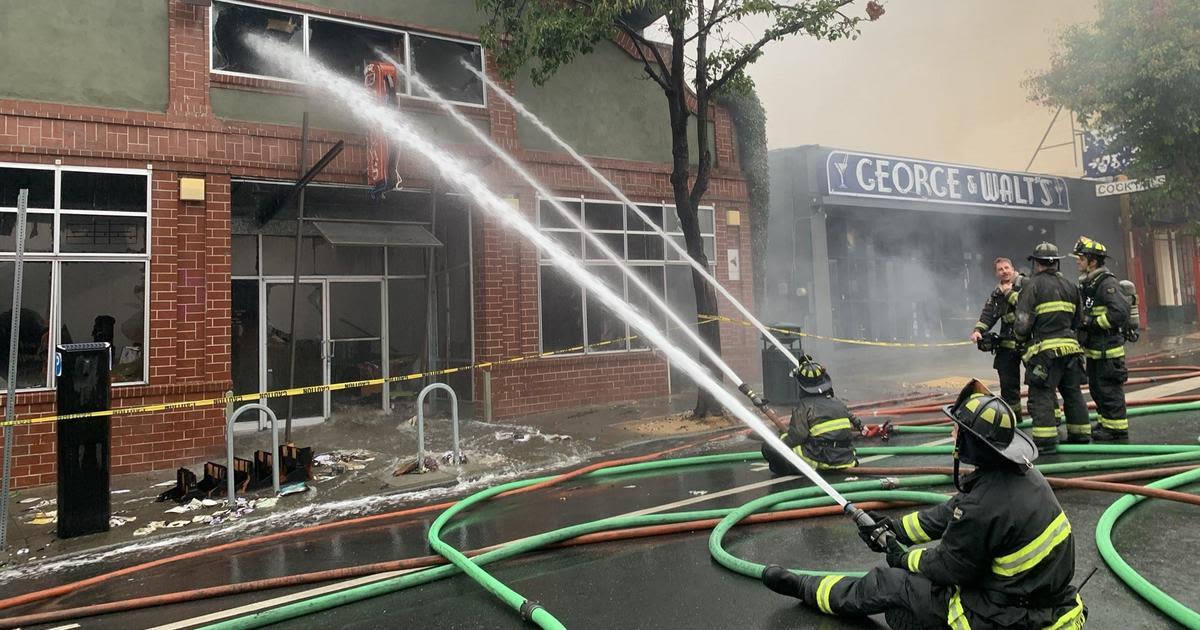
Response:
[762,565,816,600]
[1091,425,1129,442]
[1033,438,1058,455]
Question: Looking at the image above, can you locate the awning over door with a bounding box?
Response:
[311,221,443,247]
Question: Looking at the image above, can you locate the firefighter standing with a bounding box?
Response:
[760,355,862,473]
[760,381,1084,630]
[1074,236,1131,441]
[1013,242,1090,453]
[970,257,1024,420]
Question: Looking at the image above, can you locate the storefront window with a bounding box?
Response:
[537,197,713,354]
[0,163,151,389]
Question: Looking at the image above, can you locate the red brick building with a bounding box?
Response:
[0,0,752,488]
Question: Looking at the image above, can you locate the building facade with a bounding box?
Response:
[0,0,753,488]
[766,145,1125,341]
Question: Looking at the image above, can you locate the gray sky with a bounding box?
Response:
[745,0,1095,176]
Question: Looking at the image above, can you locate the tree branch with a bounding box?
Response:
[615,20,672,92]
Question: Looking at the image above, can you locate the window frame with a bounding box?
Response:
[0,162,152,391]
[208,0,488,108]
[536,196,715,357]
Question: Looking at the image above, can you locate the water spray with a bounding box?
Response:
[461,61,805,378]
[383,52,787,430]
[246,37,872,533]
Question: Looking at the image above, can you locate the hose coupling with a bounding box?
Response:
[738,382,766,408]
[878,477,900,490]
[520,600,545,622]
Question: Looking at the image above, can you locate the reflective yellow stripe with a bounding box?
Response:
[1099,416,1129,431]
[1090,305,1107,316]
[1023,338,1082,361]
[810,417,852,436]
[1008,291,1020,305]
[974,321,989,331]
[1095,312,1111,329]
[816,575,844,614]
[1002,313,1016,323]
[1032,426,1059,438]
[947,587,972,630]
[992,512,1072,576]
[1043,594,1085,630]
[1066,423,1091,435]
[795,449,857,471]
[999,339,1017,349]
[1035,301,1076,315]
[905,548,924,574]
[1084,345,1125,359]
[901,512,931,543]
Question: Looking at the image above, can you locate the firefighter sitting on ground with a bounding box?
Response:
[1074,236,1132,441]
[760,355,862,473]
[761,380,1085,630]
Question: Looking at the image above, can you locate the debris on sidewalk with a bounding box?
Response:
[393,456,439,475]
[109,515,137,528]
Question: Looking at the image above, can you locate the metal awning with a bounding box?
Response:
[311,221,443,247]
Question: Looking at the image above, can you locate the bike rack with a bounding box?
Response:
[226,403,281,506]
[416,383,462,473]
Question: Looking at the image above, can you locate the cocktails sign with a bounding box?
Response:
[825,150,1070,212]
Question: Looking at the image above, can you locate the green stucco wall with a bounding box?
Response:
[515,41,711,165]
[0,0,168,112]
[301,0,484,34]
[211,88,483,145]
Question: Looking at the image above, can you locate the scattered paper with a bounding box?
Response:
[165,520,189,528]
[109,515,137,528]
[279,483,308,496]
[623,485,637,489]
[151,480,176,488]
[201,498,222,507]
[688,490,708,496]
[111,489,131,495]
[255,497,278,509]
[191,514,214,524]
[18,497,40,504]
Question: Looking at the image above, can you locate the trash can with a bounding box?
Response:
[761,323,805,407]
[56,342,112,539]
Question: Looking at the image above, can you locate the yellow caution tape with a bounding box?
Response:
[1,312,968,428]
[699,314,973,349]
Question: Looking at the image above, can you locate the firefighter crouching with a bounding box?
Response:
[1074,236,1132,441]
[970,257,1025,420]
[761,381,1085,630]
[1014,242,1090,453]
[760,356,862,473]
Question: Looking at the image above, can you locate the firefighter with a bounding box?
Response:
[1013,242,1090,453]
[761,380,1084,630]
[760,355,862,473]
[970,257,1024,420]
[1074,236,1131,441]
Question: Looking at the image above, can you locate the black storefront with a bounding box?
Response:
[766,146,1125,342]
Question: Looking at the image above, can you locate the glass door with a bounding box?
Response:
[327,280,385,415]
[264,280,326,422]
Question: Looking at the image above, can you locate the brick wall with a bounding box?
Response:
[0,0,753,485]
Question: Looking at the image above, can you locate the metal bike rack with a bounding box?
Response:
[226,403,281,507]
[416,383,462,473]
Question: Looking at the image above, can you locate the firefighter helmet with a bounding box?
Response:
[942,380,1037,467]
[1027,241,1065,262]
[790,355,833,395]
[1073,236,1108,260]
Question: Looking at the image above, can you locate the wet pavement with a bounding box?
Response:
[0,335,1198,628]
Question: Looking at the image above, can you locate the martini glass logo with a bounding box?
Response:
[832,152,851,189]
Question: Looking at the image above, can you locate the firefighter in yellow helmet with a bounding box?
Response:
[1074,236,1131,441]
[761,381,1085,629]
[760,355,862,473]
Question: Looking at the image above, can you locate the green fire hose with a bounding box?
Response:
[892,399,1200,434]
[1095,466,1200,629]
[204,444,1200,629]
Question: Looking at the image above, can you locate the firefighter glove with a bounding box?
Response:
[857,511,895,553]
[885,537,908,569]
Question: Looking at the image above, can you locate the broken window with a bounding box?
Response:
[60,261,146,383]
[308,17,405,86]
[211,1,304,79]
[539,265,584,353]
[409,34,484,105]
